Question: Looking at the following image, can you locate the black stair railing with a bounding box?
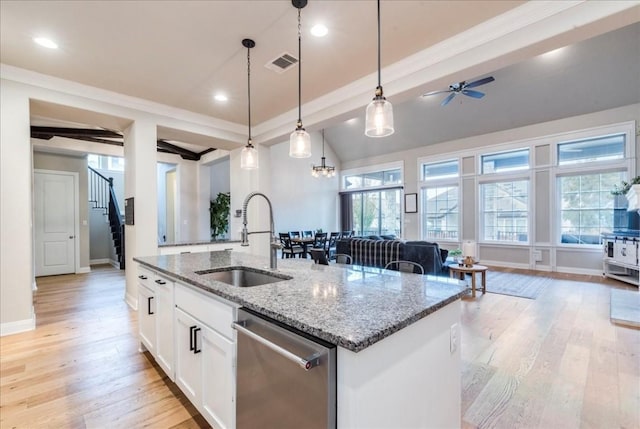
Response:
[88,166,125,269]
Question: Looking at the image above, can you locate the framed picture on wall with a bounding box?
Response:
[404,193,417,213]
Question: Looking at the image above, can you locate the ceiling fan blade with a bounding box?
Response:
[422,89,451,97]
[441,92,456,106]
[463,76,494,89]
[462,89,485,99]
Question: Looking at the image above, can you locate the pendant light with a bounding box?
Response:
[240,38,258,170]
[289,0,311,158]
[311,130,336,178]
[365,0,394,138]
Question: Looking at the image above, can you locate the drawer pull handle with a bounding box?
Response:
[155,279,166,285]
[138,275,148,280]
[189,325,197,351]
[193,327,202,354]
[147,296,154,315]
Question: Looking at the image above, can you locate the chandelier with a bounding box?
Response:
[312,130,336,178]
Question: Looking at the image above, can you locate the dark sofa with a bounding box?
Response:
[335,237,449,275]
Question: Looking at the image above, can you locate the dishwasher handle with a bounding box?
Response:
[232,321,320,371]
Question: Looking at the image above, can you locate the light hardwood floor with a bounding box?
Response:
[1,265,638,428]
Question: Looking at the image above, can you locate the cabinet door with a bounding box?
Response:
[138,283,156,354]
[174,308,202,405]
[201,325,236,429]
[154,275,174,379]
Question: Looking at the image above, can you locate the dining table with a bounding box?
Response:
[290,236,315,258]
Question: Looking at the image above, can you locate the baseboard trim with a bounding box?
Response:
[481,260,530,270]
[90,258,111,265]
[110,259,120,269]
[555,266,603,277]
[1,310,36,337]
[532,264,552,272]
[77,266,91,274]
[125,292,137,311]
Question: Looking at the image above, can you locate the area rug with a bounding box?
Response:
[482,271,553,299]
[610,288,640,328]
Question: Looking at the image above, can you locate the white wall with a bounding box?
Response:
[269,130,340,234]
[0,80,34,334]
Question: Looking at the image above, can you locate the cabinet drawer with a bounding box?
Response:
[175,284,236,340]
[137,266,154,289]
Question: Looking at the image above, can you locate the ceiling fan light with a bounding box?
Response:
[365,97,394,137]
[240,143,258,170]
[289,128,311,158]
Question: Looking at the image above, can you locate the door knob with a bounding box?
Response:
[69,235,74,239]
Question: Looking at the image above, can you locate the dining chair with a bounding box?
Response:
[310,248,329,265]
[302,230,313,238]
[312,232,327,250]
[384,260,424,275]
[341,230,354,238]
[289,231,301,238]
[332,253,352,264]
[326,232,340,258]
[279,233,303,259]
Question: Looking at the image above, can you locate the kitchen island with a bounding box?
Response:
[134,250,467,428]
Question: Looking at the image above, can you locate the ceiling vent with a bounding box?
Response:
[265,52,298,73]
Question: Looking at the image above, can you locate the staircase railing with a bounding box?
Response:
[88,166,125,269]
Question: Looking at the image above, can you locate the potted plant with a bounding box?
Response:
[210,192,231,240]
[612,176,640,212]
[449,248,462,264]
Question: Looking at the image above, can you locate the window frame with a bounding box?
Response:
[419,158,461,242]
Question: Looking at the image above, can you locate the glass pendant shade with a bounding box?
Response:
[289,128,311,158]
[365,97,394,137]
[240,143,258,170]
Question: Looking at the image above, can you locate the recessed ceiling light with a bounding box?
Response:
[310,24,328,37]
[214,93,228,102]
[33,37,58,49]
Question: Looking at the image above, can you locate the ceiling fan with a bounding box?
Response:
[422,76,495,106]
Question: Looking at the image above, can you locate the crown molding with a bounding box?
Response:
[1,63,246,140]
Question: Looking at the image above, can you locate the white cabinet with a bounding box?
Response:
[158,242,247,255]
[603,237,639,287]
[138,280,155,354]
[201,324,235,429]
[137,266,176,379]
[154,275,175,377]
[175,283,237,429]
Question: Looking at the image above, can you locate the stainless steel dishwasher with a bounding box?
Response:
[233,308,336,429]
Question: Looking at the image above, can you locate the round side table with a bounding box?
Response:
[449,264,488,298]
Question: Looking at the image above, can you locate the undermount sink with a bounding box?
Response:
[195,267,292,287]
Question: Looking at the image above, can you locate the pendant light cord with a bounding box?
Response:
[377,0,381,89]
[247,45,252,142]
[297,7,302,125]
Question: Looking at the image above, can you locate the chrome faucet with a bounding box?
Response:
[241,192,280,269]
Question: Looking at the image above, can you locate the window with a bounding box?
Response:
[422,159,458,181]
[558,171,626,245]
[344,168,401,190]
[481,149,529,174]
[341,164,403,237]
[88,154,124,172]
[351,189,401,237]
[421,185,458,240]
[420,159,459,241]
[557,134,625,165]
[481,180,529,242]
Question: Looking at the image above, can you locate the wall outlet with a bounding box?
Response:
[533,250,542,262]
[450,323,458,353]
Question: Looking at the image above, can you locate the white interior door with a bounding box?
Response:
[166,169,177,243]
[35,171,76,276]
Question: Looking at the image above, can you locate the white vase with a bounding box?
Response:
[626,184,640,212]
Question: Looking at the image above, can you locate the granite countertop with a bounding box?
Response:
[158,239,241,247]
[134,251,468,352]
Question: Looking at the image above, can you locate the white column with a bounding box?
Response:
[0,80,35,334]
[123,118,158,308]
